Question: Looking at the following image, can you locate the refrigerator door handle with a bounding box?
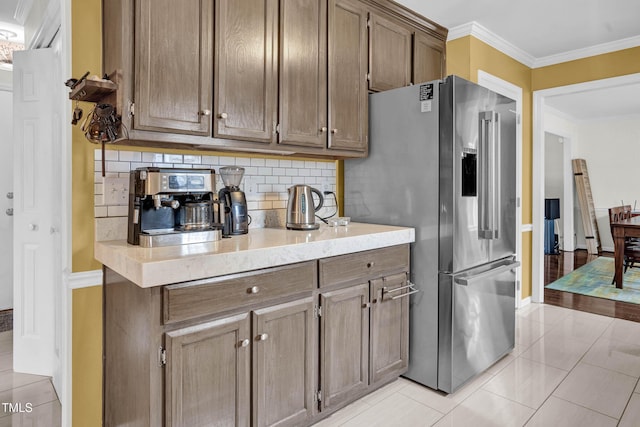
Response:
[454,261,520,286]
[478,111,500,240]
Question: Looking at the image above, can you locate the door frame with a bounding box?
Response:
[532,72,640,303]
[477,70,524,307]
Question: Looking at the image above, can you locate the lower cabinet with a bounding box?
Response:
[103,244,410,426]
[165,298,316,427]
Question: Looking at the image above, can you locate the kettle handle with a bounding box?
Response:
[312,188,324,212]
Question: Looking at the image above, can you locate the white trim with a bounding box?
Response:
[532,72,640,305]
[477,70,524,308]
[448,22,535,67]
[447,21,640,69]
[534,35,640,68]
[27,0,61,49]
[518,297,531,308]
[68,270,103,290]
[522,224,533,232]
[0,83,11,92]
[13,0,35,25]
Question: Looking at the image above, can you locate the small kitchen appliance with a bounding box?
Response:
[218,166,249,235]
[127,167,222,247]
[286,185,324,230]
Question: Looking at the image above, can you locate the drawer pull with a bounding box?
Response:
[367,261,375,268]
[240,339,250,348]
[218,112,228,119]
[258,333,269,341]
[248,286,260,294]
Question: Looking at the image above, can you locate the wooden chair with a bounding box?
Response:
[608,206,640,282]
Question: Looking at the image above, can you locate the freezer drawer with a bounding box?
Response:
[438,258,519,393]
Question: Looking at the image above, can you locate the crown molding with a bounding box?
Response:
[533,34,640,68]
[13,0,35,25]
[447,21,536,68]
[447,21,640,69]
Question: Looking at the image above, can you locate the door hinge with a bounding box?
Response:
[158,346,166,367]
[128,101,135,117]
[516,280,521,291]
[314,304,322,318]
[516,197,521,208]
[314,390,322,402]
[366,73,371,81]
[275,123,280,134]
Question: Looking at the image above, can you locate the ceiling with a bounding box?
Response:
[395,0,640,120]
[2,0,639,119]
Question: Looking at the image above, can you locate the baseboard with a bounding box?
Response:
[68,269,102,289]
[519,297,531,308]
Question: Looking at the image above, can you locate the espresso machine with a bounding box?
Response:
[127,167,222,247]
[218,166,248,235]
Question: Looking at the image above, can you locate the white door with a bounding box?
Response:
[0,88,13,311]
[13,48,59,377]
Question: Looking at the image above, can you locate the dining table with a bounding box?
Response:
[611,215,640,288]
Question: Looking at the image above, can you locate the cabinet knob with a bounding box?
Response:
[240,339,250,348]
[6,192,13,199]
[248,286,260,294]
[258,333,269,341]
[331,129,338,134]
[29,223,38,231]
[199,109,211,116]
[367,261,375,268]
[320,127,328,132]
[363,302,371,309]
[218,112,228,119]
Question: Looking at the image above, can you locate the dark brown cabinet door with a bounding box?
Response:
[320,283,369,410]
[252,297,316,427]
[134,0,212,135]
[214,0,278,143]
[165,313,250,427]
[413,30,445,84]
[278,0,327,148]
[368,12,412,92]
[328,0,368,152]
[370,274,409,385]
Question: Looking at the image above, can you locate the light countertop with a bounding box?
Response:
[95,222,415,288]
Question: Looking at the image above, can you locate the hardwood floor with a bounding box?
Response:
[543,250,640,322]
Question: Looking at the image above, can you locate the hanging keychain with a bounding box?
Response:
[71,99,83,125]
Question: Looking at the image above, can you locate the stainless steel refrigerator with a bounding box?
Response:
[344,75,520,393]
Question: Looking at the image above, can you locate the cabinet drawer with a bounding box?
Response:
[319,245,409,288]
[163,261,316,324]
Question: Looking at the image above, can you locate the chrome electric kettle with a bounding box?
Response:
[286,185,324,230]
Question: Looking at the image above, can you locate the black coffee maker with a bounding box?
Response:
[218,166,248,235]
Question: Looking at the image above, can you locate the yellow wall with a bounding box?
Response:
[532,46,640,90]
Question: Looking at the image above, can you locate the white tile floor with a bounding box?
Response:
[1,304,639,427]
[0,331,61,427]
[315,303,640,427]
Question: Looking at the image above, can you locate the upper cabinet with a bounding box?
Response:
[278,0,328,149]
[214,0,278,143]
[102,0,447,158]
[413,30,446,85]
[368,12,412,91]
[134,0,212,135]
[328,0,369,152]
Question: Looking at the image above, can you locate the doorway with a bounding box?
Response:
[0,86,13,327]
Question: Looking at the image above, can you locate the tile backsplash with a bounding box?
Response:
[94,149,337,241]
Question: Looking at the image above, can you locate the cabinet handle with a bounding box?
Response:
[218,112,228,119]
[331,129,338,134]
[240,339,250,348]
[258,333,269,341]
[248,286,260,294]
[320,127,327,132]
[362,302,371,309]
[199,109,211,116]
[367,261,375,268]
